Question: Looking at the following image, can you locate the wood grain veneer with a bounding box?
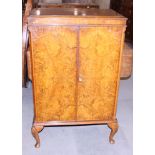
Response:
[28,8,127,147]
[27,42,133,80]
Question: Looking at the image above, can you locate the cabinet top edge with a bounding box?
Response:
[29,8,127,20]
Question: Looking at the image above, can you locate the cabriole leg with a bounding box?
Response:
[107,121,119,144]
[31,125,44,148]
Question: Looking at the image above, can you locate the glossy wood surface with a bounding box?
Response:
[29,26,125,122]
[28,8,126,27]
[30,8,124,17]
[30,26,77,122]
[77,26,122,121]
[27,42,132,80]
[28,8,126,146]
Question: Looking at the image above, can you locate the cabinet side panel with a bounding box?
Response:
[77,26,123,121]
[30,26,77,122]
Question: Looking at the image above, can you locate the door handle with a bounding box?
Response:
[78,76,83,82]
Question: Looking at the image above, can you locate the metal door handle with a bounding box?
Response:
[78,76,83,82]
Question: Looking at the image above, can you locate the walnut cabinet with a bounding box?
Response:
[28,8,127,147]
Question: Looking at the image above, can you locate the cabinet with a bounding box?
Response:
[28,8,127,147]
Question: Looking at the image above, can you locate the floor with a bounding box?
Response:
[22,76,133,155]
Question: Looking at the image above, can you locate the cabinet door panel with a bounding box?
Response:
[77,27,123,121]
[30,26,77,122]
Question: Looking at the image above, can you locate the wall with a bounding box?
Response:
[95,0,110,9]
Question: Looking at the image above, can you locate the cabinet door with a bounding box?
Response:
[30,26,77,122]
[77,26,123,121]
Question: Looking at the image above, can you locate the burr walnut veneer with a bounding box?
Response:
[28,8,127,148]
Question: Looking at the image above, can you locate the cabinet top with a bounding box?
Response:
[30,8,125,18]
[28,8,127,27]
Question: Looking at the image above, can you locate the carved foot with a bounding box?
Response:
[107,121,119,144]
[31,126,44,148]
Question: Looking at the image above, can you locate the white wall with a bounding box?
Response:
[95,0,110,9]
